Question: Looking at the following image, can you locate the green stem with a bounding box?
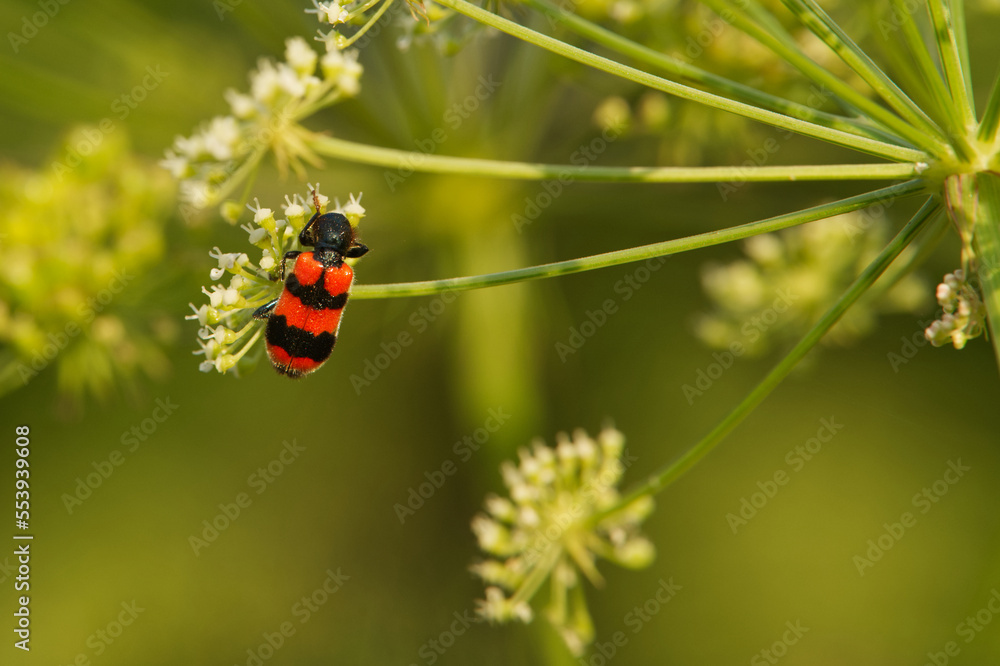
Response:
[977,68,1000,144]
[524,0,901,145]
[780,0,945,143]
[589,197,940,523]
[430,0,929,162]
[927,0,976,131]
[340,0,397,47]
[949,0,974,109]
[886,0,967,148]
[350,180,927,299]
[972,172,1000,375]
[312,135,924,182]
[697,0,951,158]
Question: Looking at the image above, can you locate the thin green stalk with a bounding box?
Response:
[886,0,966,144]
[926,0,976,130]
[977,68,1000,143]
[525,0,902,145]
[780,0,945,142]
[698,0,952,158]
[340,0,397,48]
[350,180,927,299]
[973,172,1000,375]
[312,135,924,182]
[431,0,929,163]
[949,0,974,106]
[590,197,940,523]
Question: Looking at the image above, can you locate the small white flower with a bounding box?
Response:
[202,116,241,161]
[173,134,206,159]
[307,0,350,25]
[253,206,275,225]
[341,192,365,226]
[224,88,258,119]
[285,36,318,75]
[251,58,282,104]
[284,202,306,219]
[159,150,190,179]
[202,285,226,308]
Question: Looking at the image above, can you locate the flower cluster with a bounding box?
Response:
[695,212,929,355]
[186,186,366,375]
[309,0,429,47]
[0,126,175,402]
[471,427,654,655]
[924,269,986,349]
[161,35,363,216]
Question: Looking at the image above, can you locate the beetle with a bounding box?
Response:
[253,191,368,377]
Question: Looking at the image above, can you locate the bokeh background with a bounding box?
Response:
[2,0,1000,664]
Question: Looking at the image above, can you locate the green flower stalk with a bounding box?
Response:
[471,427,654,655]
[186,186,366,375]
[309,0,430,49]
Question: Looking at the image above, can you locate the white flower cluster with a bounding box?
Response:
[471,427,654,656]
[696,212,929,354]
[161,36,362,213]
[185,187,365,374]
[925,269,986,349]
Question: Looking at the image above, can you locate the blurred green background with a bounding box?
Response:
[2,0,1000,664]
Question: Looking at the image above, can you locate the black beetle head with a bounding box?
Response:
[300,212,354,254]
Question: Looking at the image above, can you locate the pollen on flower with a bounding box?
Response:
[470,427,654,656]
